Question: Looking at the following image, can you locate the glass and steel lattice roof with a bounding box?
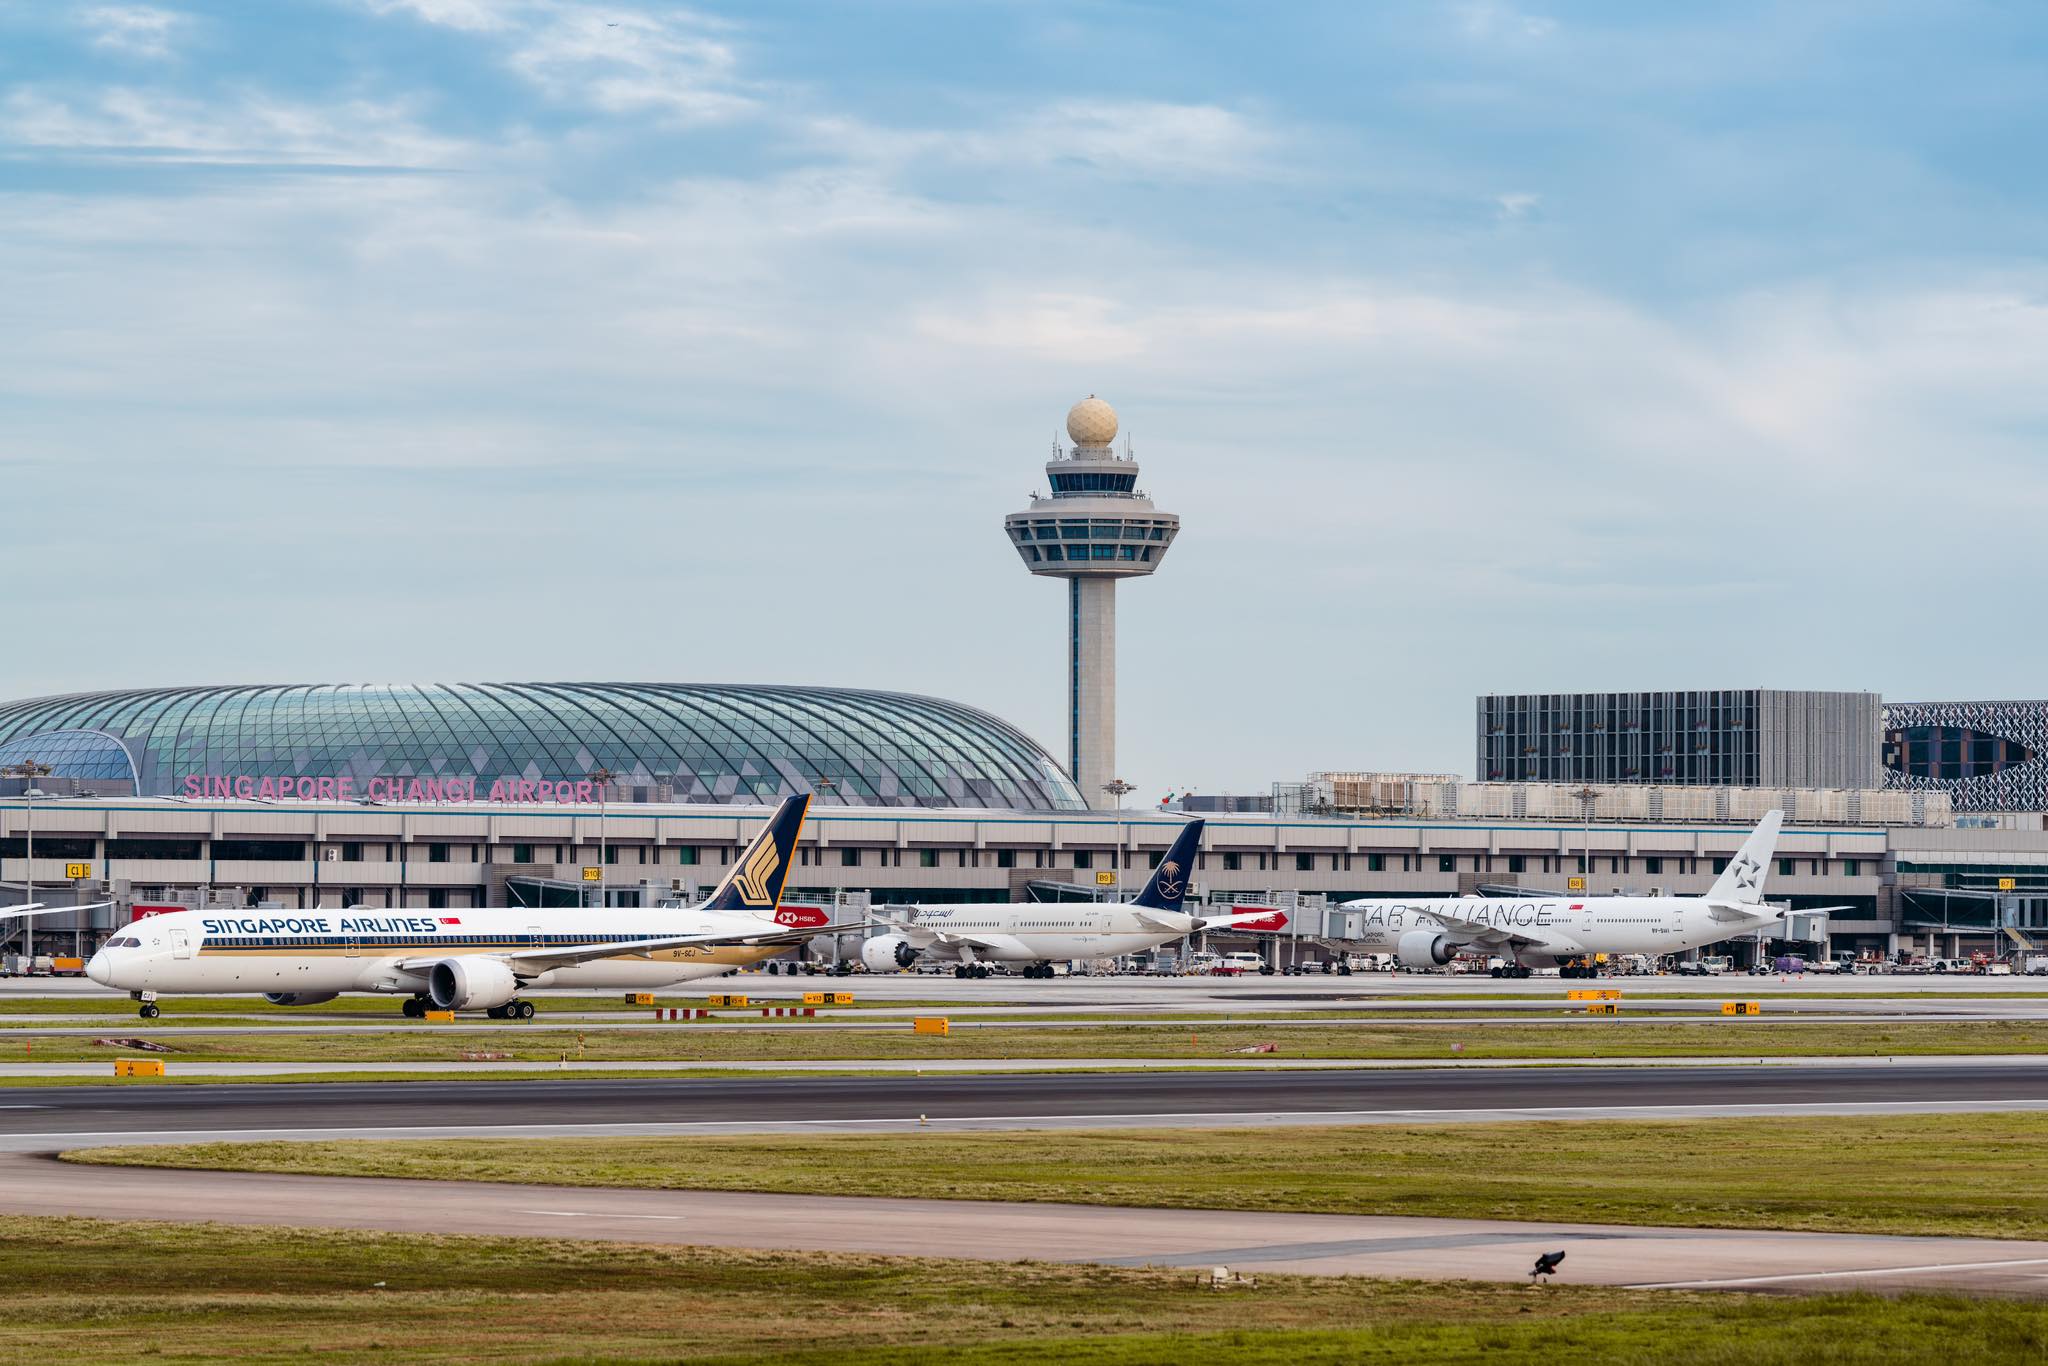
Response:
[0,684,1085,810]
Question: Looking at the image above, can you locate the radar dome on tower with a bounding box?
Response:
[1065,395,1118,448]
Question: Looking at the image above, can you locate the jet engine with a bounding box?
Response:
[1396,930,1455,969]
[427,956,520,1011]
[861,934,920,972]
[262,991,339,1007]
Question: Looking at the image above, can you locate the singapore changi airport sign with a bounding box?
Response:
[180,775,610,805]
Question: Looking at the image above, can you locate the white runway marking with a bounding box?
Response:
[1632,1257,2048,1289]
[517,1209,685,1221]
[13,1097,2048,1151]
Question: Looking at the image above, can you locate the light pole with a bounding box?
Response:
[1102,779,1135,902]
[3,761,53,958]
[586,767,615,911]
[1568,785,1601,889]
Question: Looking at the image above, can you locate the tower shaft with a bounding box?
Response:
[1069,577,1116,808]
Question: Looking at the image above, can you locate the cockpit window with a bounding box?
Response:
[105,937,141,948]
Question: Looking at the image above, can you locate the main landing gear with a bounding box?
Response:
[1488,964,1534,979]
[401,997,427,1018]
[953,964,992,979]
[1021,963,1056,979]
[488,1000,536,1020]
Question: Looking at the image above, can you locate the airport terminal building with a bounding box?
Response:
[6,682,2048,965]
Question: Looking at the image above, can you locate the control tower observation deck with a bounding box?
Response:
[1003,396,1180,810]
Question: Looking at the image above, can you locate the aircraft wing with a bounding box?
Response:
[396,920,847,976]
[1420,907,1582,955]
[0,901,112,922]
[864,915,1015,954]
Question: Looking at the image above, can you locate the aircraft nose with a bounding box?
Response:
[85,953,112,986]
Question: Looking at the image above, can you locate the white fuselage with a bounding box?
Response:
[86,905,781,998]
[884,905,1209,965]
[1344,895,1772,964]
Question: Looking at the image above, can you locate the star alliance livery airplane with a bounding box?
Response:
[860,818,1289,978]
[1338,810,1796,978]
[86,794,834,1018]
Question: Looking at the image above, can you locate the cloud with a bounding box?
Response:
[1494,191,1539,220]
[80,5,184,60]
[364,0,756,121]
[1456,2,1557,41]
[0,87,466,168]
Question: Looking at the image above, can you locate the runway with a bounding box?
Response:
[5,1060,2048,1150]
[5,1151,2048,1296]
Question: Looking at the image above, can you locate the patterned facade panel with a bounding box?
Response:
[0,684,1084,811]
[1882,701,2048,813]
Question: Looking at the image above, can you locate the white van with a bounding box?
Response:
[1217,951,1268,976]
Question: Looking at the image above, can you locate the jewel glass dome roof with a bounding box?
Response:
[0,684,1085,810]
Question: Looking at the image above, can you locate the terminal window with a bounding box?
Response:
[1222,852,1241,871]
[677,846,698,865]
[1644,857,1662,875]
[212,840,304,861]
[918,849,938,868]
[1438,855,1456,873]
[1779,858,1796,877]
[1367,853,1384,872]
[997,849,1015,868]
[1507,855,1525,873]
[429,843,450,863]
[1296,853,1313,871]
[511,844,533,864]
[841,848,860,867]
[1073,851,1093,869]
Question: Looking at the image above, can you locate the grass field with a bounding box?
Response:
[9,1018,2048,1067]
[73,1111,2048,1241]
[2,1215,2044,1365]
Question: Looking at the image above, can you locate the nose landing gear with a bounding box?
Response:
[131,991,160,1020]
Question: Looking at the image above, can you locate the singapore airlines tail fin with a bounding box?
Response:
[1707,809,1783,908]
[1131,819,1204,912]
[700,793,812,919]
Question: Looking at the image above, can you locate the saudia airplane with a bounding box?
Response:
[860,819,1290,978]
[85,794,833,1019]
[1338,810,1805,978]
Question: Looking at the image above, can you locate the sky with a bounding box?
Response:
[2,1,2046,799]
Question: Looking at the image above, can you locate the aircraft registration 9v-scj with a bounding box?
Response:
[83,794,836,1019]
[1338,811,1817,978]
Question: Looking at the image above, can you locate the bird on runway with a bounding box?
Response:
[1529,1250,1566,1282]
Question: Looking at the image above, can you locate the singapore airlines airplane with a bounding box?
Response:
[86,794,834,1019]
[860,819,1289,978]
[1338,810,1800,977]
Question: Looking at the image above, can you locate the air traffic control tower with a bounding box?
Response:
[1004,396,1179,810]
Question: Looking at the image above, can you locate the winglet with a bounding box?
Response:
[1707,809,1782,907]
[700,793,811,919]
[1131,819,1204,911]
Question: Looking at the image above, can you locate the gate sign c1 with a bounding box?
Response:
[65,862,92,880]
